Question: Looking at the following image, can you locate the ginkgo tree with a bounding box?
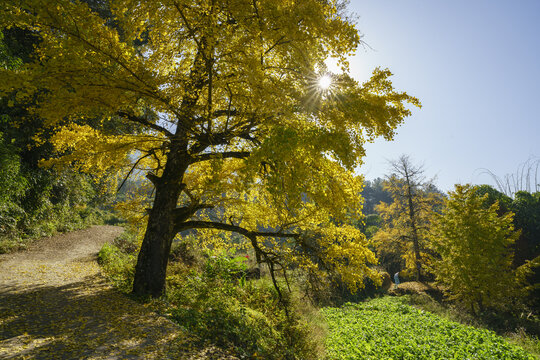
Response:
[429,185,521,313]
[372,155,443,281]
[1,0,419,297]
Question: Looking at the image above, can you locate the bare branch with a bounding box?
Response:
[117,152,153,191]
[172,2,204,58]
[264,35,290,55]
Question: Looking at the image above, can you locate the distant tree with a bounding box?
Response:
[473,185,540,308]
[361,178,392,215]
[511,191,540,265]
[508,191,540,308]
[430,184,521,313]
[354,178,390,241]
[474,184,512,214]
[475,185,539,265]
[371,155,443,280]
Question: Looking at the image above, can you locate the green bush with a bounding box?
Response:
[112,230,139,254]
[98,240,325,359]
[1,125,118,248]
[0,133,27,245]
[300,269,384,307]
[168,254,323,359]
[168,235,201,266]
[98,241,136,292]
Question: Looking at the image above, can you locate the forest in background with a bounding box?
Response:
[0,27,118,253]
[360,163,540,312]
[1,1,539,358]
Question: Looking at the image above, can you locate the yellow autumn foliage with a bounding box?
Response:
[429,185,521,312]
[1,0,419,294]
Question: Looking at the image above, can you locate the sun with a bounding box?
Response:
[304,72,338,108]
[318,74,332,90]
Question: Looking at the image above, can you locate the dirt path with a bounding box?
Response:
[0,225,185,359]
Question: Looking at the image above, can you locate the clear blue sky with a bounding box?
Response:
[343,0,540,192]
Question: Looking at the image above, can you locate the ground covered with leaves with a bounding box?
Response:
[323,296,537,359]
[0,225,193,359]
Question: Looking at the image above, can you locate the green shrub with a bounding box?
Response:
[98,242,136,292]
[168,254,323,359]
[102,212,126,226]
[0,141,120,252]
[300,269,385,307]
[98,241,325,359]
[168,235,201,266]
[0,236,24,253]
[112,230,139,254]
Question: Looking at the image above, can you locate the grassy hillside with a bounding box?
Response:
[323,296,537,360]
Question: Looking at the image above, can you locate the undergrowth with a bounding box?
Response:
[98,232,326,359]
[0,206,122,254]
[98,230,145,293]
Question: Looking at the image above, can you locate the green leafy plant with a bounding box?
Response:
[99,240,324,359]
[98,242,136,292]
[323,297,537,359]
[167,253,323,359]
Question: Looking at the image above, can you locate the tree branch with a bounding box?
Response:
[175,220,299,240]
[173,2,205,60]
[117,152,153,191]
[211,109,239,118]
[172,204,214,224]
[117,111,174,137]
[190,151,251,163]
[189,123,260,152]
[264,35,291,55]
[175,219,296,311]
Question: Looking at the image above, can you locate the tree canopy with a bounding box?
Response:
[371,155,442,279]
[1,0,419,296]
[429,185,520,313]
[360,177,392,215]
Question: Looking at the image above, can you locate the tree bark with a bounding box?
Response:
[132,143,188,297]
[404,167,423,282]
[132,43,207,297]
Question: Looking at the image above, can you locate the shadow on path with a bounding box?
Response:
[0,275,185,359]
[0,226,188,359]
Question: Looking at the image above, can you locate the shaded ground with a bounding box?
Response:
[0,225,188,359]
[388,281,444,301]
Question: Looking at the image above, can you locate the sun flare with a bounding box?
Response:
[318,75,332,90]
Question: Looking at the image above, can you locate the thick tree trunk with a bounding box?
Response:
[132,146,188,297]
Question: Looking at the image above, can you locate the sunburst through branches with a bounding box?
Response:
[303,72,341,111]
